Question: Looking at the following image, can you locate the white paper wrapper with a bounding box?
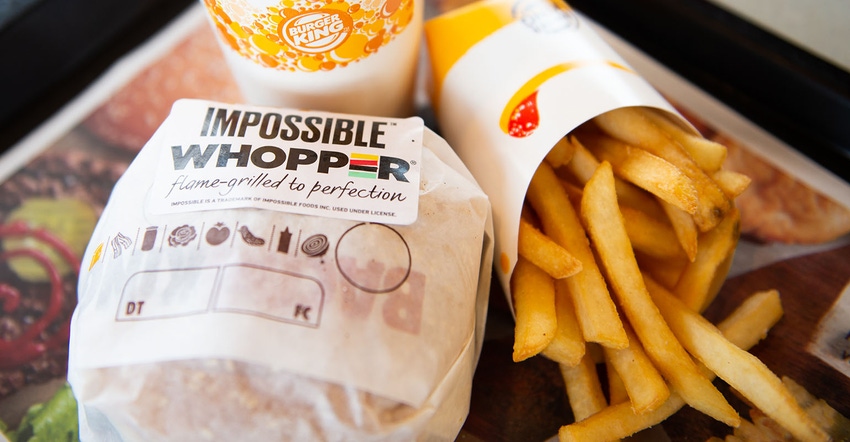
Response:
[425,0,693,300]
[67,99,493,441]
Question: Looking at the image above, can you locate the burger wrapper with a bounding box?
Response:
[67,99,494,441]
[425,0,694,300]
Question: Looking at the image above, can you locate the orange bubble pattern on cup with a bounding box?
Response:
[204,0,416,72]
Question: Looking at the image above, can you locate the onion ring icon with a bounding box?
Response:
[301,234,329,258]
[334,223,411,294]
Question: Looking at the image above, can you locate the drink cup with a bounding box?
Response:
[201,0,423,117]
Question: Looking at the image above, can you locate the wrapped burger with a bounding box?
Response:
[67,99,493,441]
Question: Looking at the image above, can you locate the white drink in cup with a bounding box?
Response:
[201,0,423,117]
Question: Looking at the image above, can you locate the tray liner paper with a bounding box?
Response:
[67,99,494,441]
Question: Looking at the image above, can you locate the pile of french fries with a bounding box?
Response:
[512,106,831,441]
[709,375,850,442]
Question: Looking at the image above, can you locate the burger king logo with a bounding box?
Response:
[280,9,354,54]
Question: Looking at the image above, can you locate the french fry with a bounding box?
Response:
[565,136,666,221]
[616,186,668,224]
[645,277,829,442]
[560,351,608,422]
[674,208,740,312]
[716,289,783,351]
[782,376,850,441]
[561,134,599,184]
[585,339,605,365]
[729,417,765,441]
[718,290,783,352]
[620,205,685,260]
[518,217,583,279]
[520,201,538,225]
[545,136,576,168]
[605,359,629,406]
[558,178,584,206]
[527,162,628,349]
[713,169,752,199]
[634,251,689,290]
[602,321,670,414]
[579,132,699,215]
[641,108,728,173]
[559,287,784,442]
[580,161,738,427]
[541,280,586,367]
[659,198,699,262]
[559,391,686,442]
[729,376,850,441]
[570,134,695,261]
[510,257,557,362]
[750,408,796,439]
[593,106,732,231]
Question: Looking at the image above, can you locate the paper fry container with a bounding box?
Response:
[425,0,692,297]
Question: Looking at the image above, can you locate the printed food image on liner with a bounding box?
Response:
[425,0,833,440]
[67,99,494,441]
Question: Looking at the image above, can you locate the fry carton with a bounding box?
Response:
[425,0,694,299]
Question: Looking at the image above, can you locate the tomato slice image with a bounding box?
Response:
[507,91,540,138]
[500,60,633,137]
